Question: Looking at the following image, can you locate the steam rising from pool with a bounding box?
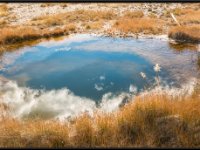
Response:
[0,78,197,121]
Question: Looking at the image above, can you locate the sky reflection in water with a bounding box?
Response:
[0,34,199,101]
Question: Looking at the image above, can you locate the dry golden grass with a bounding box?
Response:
[163,8,200,25]
[123,10,144,19]
[0,19,7,27]
[0,27,41,44]
[0,24,77,46]
[72,115,95,147]
[30,10,117,28]
[148,13,157,19]
[0,35,70,54]
[0,90,200,148]
[171,8,194,16]
[0,118,70,147]
[94,114,118,147]
[64,23,76,32]
[177,9,200,25]
[0,9,117,48]
[0,4,8,17]
[83,20,104,30]
[40,3,56,7]
[31,14,64,27]
[114,18,164,34]
[168,25,200,43]
[1,5,199,50]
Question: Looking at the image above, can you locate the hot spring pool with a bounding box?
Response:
[0,34,199,119]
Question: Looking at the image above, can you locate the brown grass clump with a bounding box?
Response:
[65,24,76,32]
[168,25,200,43]
[94,114,118,147]
[0,39,43,54]
[0,90,200,148]
[0,19,7,27]
[0,27,41,44]
[31,15,64,27]
[30,10,117,28]
[171,8,194,16]
[0,4,8,17]
[72,114,95,147]
[148,13,157,19]
[40,3,55,8]
[179,11,200,25]
[123,10,144,19]
[163,8,200,25]
[114,18,164,34]
[0,118,70,147]
[0,24,77,46]
[42,27,66,38]
[84,21,104,30]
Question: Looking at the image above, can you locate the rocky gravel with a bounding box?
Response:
[6,3,186,26]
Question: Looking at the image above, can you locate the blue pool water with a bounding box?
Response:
[0,34,199,101]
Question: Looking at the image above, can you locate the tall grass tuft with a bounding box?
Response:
[0,4,8,17]
[168,25,200,43]
[114,18,164,35]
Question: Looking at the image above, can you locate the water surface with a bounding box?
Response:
[0,34,199,101]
